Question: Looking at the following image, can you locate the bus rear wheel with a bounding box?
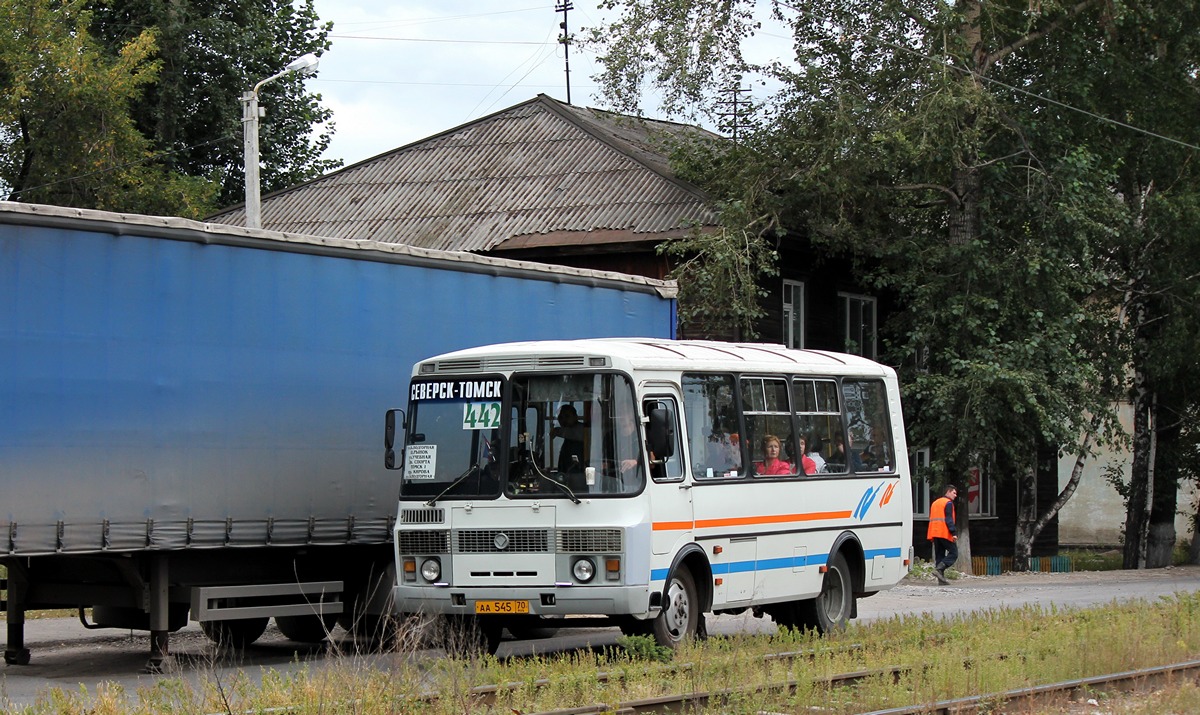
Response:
[653,568,699,648]
[799,552,853,634]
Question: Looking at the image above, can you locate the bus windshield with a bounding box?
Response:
[402,375,506,502]
[402,372,645,501]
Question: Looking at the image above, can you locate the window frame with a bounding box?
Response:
[783,279,805,350]
[838,292,878,360]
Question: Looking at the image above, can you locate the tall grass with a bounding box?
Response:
[6,593,1200,714]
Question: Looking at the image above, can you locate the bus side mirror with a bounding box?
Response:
[648,407,674,461]
[385,408,406,470]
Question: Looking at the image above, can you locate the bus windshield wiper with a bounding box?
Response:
[425,464,480,507]
[540,473,581,504]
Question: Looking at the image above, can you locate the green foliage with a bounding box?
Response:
[591,0,1135,491]
[1062,549,1125,572]
[658,198,779,339]
[0,0,217,215]
[616,633,674,662]
[87,0,341,207]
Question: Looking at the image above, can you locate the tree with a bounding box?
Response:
[0,0,217,215]
[1017,0,1200,568]
[589,0,1143,569]
[88,0,340,207]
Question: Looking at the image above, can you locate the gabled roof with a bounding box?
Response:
[207,95,721,253]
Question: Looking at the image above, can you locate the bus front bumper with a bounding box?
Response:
[392,583,653,617]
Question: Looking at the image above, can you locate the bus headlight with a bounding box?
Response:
[420,558,441,582]
[572,558,596,583]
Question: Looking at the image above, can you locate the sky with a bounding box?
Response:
[305,1,622,168]
[303,1,794,168]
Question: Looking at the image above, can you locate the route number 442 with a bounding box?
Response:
[462,402,501,430]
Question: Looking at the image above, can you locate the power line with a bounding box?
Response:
[328,34,547,45]
[328,5,549,30]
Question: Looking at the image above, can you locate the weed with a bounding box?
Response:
[616,633,674,663]
[10,593,1200,713]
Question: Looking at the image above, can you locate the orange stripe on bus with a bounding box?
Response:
[652,511,852,531]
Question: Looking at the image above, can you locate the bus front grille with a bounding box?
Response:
[557,528,623,553]
[397,530,450,554]
[455,529,550,553]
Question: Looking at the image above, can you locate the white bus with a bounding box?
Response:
[385,339,913,652]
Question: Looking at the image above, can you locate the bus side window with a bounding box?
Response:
[841,379,895,472]
[742,376,797,477]
[683,373,744,479]
[794,378,846,474]
[645,397,683,482]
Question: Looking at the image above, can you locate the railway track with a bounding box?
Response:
[517,658,1200,715]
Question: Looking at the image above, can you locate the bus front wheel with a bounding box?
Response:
[799,551,853,633]
[653,568,699,648]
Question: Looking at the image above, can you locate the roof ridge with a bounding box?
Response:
[533,95,714,205]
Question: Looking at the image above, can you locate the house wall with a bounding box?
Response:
[1057,402,1198,549]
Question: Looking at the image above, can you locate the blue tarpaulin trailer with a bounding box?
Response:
[0,201,676,667]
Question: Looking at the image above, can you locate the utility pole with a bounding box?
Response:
[556,1,574,104]
[717,78,751,144]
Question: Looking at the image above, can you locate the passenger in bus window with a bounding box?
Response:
[806,435,826,473]
[796,436,817,475]
[553,404,586,474]
[836,433,866,472]
[608,408,642,481]
[844,431,864,472]
[753,435,793,476]
[701,427,739,477]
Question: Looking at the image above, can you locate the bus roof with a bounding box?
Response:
[413,338,894,378]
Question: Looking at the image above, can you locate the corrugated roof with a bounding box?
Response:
[207,95,720,252]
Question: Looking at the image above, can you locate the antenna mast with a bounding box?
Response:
[717,77,751,144]
[556,1,574,104]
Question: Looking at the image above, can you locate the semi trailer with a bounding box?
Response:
[0,201,676,669]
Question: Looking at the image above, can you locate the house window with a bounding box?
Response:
[965,466,996,517]
[912,451,997,518]
[838,293,877,359]
[783,280,804,349]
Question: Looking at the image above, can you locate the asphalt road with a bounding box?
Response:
[2,566,1198,708]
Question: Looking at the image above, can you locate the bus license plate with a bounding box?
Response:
[475,600,529,615]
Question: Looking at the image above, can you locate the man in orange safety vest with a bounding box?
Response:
[927,484,958,585]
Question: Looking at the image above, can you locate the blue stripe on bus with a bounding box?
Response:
[650,548,904,583]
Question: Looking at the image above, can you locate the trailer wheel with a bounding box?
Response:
[798,552,853,634]
[200,617,269,648]
[275,613,338,643]
[652,568,699,648]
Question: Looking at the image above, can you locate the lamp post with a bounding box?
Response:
[241,53,319,230]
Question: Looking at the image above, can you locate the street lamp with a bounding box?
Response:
[241,53,319,229]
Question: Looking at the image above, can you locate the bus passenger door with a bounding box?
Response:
[645,395,692,556]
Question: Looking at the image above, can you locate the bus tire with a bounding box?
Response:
[200,617,269,648]
[275,613,337,643]
[799,552,853,634]
[653,568,699,648]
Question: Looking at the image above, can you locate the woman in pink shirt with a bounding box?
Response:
[755,435,794,476]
